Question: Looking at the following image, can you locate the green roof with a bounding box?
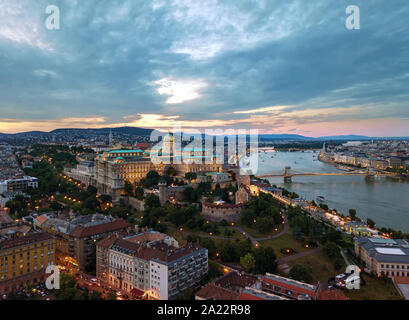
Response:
[108,149,144,154]
[368,238,397,244]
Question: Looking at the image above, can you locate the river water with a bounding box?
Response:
[255,150,409,232]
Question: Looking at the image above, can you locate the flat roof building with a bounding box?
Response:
[355,237,409,278]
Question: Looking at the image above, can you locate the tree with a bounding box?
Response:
[147,170,160,180]
[99,194,112,203]
[86,185,98,194]
[183,187,198,202]
[333,259,343,271]
[255,216,276,234]
[323,241,340,260]
[185,172,197,181]
[240,253,256,272]
[235,239,253,258]
[220,242,238,262]
[199,237,217,258]
[319,203,329,211]
[254,247,277,274]
[289,265,312,283]
[106,289,117,300]
[135,187,144,200]
[89,291,102,300]
[348,209,357,221]
[144,194,160,209]
[124,180,134,196]
[367,218,376,228]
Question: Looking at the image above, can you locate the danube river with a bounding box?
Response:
[255,150,409,232]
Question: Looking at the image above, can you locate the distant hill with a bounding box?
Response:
[0,126,154,137]
[316,135,371,140]
[259,134,377,141]
[0,127,407,141]
[259,134,314,141]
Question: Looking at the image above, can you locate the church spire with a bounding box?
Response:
[109,129,113,147]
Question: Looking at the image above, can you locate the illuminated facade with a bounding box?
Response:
[0,233,55,294]
[94,149,223,198]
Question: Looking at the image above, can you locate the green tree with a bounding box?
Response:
[185,172,197,181]
[124,180,134,196]
[254,246,277,274]
[240,253,256,272]
[289,265,313,284]
[323,241,341,260]
[199,237,217,258]
[367,218,376,228]
[220,242,238,262]
[89,291,102,300]
[144,194,160,209]
[106,289,117,300]
[348,209,357,221]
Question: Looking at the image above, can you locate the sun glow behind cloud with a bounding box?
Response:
[150,78,208,104]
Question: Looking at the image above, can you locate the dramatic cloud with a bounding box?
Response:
[150,78,208,104]
[0,0,408,136]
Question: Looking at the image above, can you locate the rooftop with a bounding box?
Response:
[356,237,409,263]
[70,219,131,238]
[0,232,53,250]
[263,273,317,295]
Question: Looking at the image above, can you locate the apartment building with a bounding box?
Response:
[0,232,55,294]
[0,176,38,194]
[98,236,208,300]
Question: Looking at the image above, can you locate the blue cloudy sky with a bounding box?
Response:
[0,0,408,136]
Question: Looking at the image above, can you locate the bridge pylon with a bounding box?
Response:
[284,166,292,183]
[365,167,375,181]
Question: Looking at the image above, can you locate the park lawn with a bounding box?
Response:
[287,251,347,284]
[259,232,310,258]
[192,228,246,240]
[344,274,403,300]
[218,227,247,239]
[238,223,284,239]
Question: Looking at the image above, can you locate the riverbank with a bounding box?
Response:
[257,151,409,232]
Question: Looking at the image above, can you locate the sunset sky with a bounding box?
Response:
[0,0,408,136]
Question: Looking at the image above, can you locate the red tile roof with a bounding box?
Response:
[34,215,49,225]
[96,234,118,248]
[70,219,131,238]
[195,283,239,300]
[214,272,258,289]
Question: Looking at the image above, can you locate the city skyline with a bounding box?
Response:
[0,1,408,136]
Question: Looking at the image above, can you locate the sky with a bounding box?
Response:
[0,0,408,137]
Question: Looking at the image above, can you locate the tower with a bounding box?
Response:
[158,179,168,206]
[109,129,114,147]
[322,142,326,153]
